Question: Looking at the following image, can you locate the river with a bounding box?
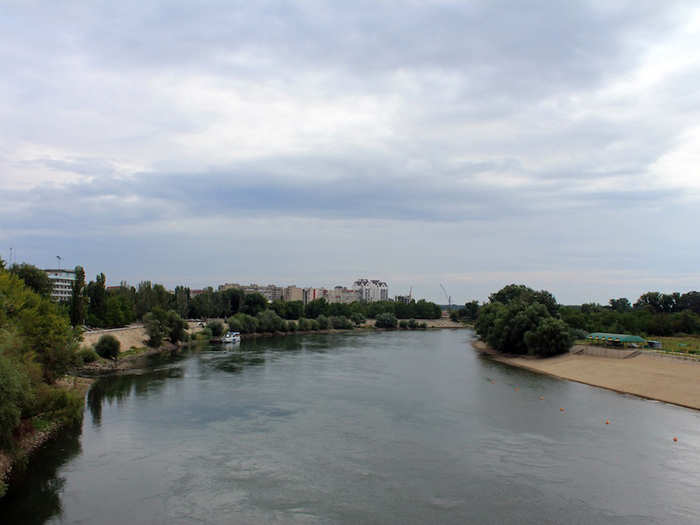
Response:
[3,330,700,524]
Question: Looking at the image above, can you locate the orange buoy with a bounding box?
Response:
[539,396,544,400]
[605,420,610,425]
[673,437,678,442]
[514,387,519,391]
[560,408,565,412]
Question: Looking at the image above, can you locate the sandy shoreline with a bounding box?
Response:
[474,341,700,410]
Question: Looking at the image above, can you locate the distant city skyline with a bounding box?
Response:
[3,2,700,305]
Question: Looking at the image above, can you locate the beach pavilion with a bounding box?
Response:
[586,332,647,347]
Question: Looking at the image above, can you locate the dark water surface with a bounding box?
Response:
[3,330,700,524]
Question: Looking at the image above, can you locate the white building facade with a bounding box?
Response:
[44,269,76,302]
[352,279,389,302]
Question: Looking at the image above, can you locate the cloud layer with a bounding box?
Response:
[2,1,700,303]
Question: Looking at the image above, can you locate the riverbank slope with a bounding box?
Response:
[475,341,700,410]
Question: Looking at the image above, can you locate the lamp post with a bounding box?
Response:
[56,255,62,270]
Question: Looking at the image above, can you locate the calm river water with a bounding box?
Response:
[3,330,700,524]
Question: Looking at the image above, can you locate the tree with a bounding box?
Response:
[241,293,268,316]
[143,311,164,347]
[0,354,32,448]
[609,298,632,313]
[167,311,187,343]
[375,312,398,328]
[256,310,284,333]
[69,266,86,326]
[9,263,53,297]
[304,298,329,319]
[207,320,225,337]
[524,318,571,357]
[95,334,120,361]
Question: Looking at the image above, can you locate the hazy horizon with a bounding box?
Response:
[3,1,700,305]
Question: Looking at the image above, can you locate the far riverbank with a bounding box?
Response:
[474,341,700,410]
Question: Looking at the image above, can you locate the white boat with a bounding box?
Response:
[222,331,241,344]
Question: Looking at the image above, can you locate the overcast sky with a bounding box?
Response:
[2,1,700,304]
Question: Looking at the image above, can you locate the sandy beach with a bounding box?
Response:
[475,342,700,410]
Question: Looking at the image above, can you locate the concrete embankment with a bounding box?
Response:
[475,341,700,411]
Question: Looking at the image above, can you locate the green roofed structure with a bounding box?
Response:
[586,332,647,346]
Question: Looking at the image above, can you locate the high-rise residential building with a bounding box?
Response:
[352,279,389,302]
[303,287,328,305]
[43,268,76,302]
[283,285,304,302]
[327,286,360,304]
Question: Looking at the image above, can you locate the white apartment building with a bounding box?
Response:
[44,269,76,302]
[352,279,389,302]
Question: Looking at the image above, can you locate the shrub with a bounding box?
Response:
[287,320,297,332]
[351,312,366,326]
[420,322,428,329]
[375,313,398,329]
[310,319,320,330]
[95,334,120,361]
[317,315,330,330]
[226,316,243,332]
[143,312,164,347]
[167,311,187,343]
[256,310,285,333]
[331,316,353,329]
[297,318,312,331]
[408,319,418,329]
[207,320,225,337]
[229,313,259,333]
[78,348,99,364]
[399,320,409,329]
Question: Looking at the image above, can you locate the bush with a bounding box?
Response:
[95,334,120,361]
[375,313,398,329]
[229,313,259,333]
[331,316,353,329]
[226,316,243,332]
[399,320,409,329]
[287,320,297,332]
[143,312,164,347]
[310,319,320,330]
[207,320,225,337]
[167,311,186,343]
[78,348,99,364]
[351,312,366,326]
[257,310,285,333]
[297,318,312,331]
[408,319,418,329]
[317,315,330,330]
[420,322,428,329]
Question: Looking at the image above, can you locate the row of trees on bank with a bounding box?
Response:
[464,284,700,358]
[9,263,443,329]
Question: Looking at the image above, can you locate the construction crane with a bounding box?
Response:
[440,284,451,311]
[408,286,413,301]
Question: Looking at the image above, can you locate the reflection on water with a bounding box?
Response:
[2,426,82,525]
[2,332,700,524]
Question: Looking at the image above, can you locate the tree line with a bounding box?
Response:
[8,264,443,328]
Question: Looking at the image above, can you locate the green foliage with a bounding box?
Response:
[304,298,329,319]
[143,311,164,347]
[330,316,353,329]
[285,301,304,320]
[69,266,86,327]
[476,284,571,357]
[256,310,285,333]
[226,316,243,332]
[286,320,297,332]
[77,347,99,364]
[241,293,268,316]
[229,313,259,333]
[297,318,313,331]
[95,334,120,361]
[0,355,32,448]
[399,320,409,329]
[316,314,330,330]
[375,312,398,328]
[351,312,365,326]
[9,263,53,297]
[167,311,186,343]
[207,320,225,337]
[310,319,320,330]
[524,318,572,357]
